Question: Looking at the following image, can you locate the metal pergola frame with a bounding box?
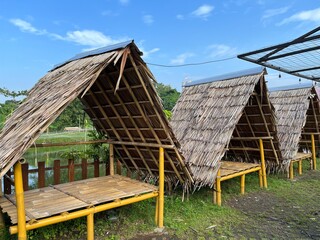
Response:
[238,26,320,81]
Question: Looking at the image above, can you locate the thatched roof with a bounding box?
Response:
[269,83,320,167]
[171,67,281,188]
[0,40,192,184]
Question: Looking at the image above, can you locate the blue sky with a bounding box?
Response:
[0,0,319,100]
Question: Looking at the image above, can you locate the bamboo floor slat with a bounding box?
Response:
[0,175,157,224]
[291,152,312,162]
[220,161,261,178]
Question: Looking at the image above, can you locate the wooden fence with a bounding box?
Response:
[3,158,132,195]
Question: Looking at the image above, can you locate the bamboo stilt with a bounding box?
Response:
[216,169,222,206]
[240,175,245,194]
[259,169,263,188]
[109,144,114,175]
[158,147,164,228]
[311,134,317,170]
[289,162,294,179]
[298,160,302,175]
[14,161,27,240]
[259,139,267,188]
[87,213,94,240]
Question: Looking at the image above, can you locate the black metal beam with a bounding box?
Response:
[289,66,320,74]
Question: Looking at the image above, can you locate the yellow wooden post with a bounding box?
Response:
[216,169,222,206]
[298,160,302,175]
[289,162,294,179]
[158,147,164,228]
[14,161,27,240]
[311,134,317,170]
[109,144,114,175]
[258,169,263,188]
[87,213,94,240]
[259,139,267,188]
[240,175,245,194]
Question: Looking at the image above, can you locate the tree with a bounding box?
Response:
[155,83,180,111]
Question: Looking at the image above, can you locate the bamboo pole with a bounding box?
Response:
[240,175,245,194]
[10,191,158,234]
[109,144,114,175]
[14,161,27,240]
[311,134,317,170]
[216,169,221,206]
[87,213,94,240]
[158,147,164,228]
[220,166,261,181]
[259,139,267,188]
[259,169,263,188]
[289,162,294,179]
[298,160,302,175]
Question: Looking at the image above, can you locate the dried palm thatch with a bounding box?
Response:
[171,67,281,188]
[0,40,192,186]
[269,84,320,170]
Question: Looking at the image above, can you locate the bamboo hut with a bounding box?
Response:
[171,67,282,195]
[269,83,319,178]
[0,40,192,239]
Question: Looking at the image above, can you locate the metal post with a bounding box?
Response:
[259,139,267,188]
[158,147,164,228]
[311,134,317,170]
[109,144,114,175]
[14,161,27,240]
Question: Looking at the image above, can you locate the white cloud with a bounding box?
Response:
[279,8,320,25]
[143,14,154,25]
[207,44,237,58]
[119,0,129,6]
[176,14,185,20]
[170,53,194,65]
[141,47,160,59]
[192,4,214,19]
[262,6,290,20]
[10,18,128,50]
[10,18,46,35]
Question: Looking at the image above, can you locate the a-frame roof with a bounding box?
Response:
[0,41,192,184]
[171,67,281,187]
[269,84,320,163]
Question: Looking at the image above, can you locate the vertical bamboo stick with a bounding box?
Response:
[216,169,222,206]
[311,134,317,170]
[158,147,164,228]
[14,161,27,240]
[87,213,94,240]
[109,144,114,175]
[240,175,245,194]
[298,160,302,175]
[289,162,294,179]
[259,139,267,188]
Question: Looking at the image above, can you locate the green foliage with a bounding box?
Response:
[49,98,91,132]
[163,109,172,120]
[86,130,109,161]
[155,83,180,111]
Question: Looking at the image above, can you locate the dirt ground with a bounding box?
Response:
[130,171,320,240]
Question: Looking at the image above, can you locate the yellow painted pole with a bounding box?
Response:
[311,134,317,170]
[258,169,263,188]
[216,169,221,206]
[259,139,267,188]
[109,144,114,175]
[298,160,302,175]
[155,197,159,225]
[289,162,294,179]
[158,147,164,228]
[14,161,27,240]
[10,191,158,234]
[240,175,245,194]
[87,213,94,240]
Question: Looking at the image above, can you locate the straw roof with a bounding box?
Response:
[269,84,320,168]
[0,41,192,184]
[171,67,281,188]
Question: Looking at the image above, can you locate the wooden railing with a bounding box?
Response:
[3,158,133,195]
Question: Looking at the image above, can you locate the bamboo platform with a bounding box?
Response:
[0,175,157,225]
[214,161,265,206]
[289,152,313,179]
